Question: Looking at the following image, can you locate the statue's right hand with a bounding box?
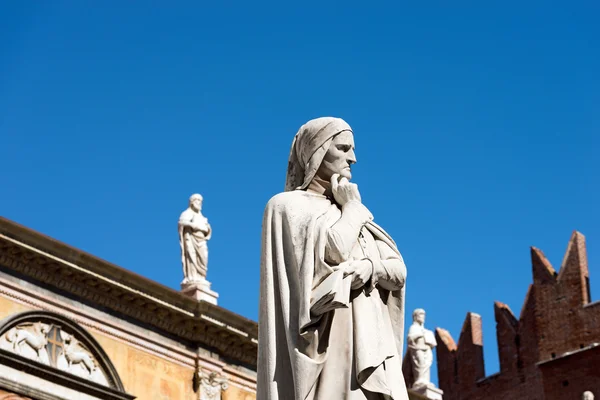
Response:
[331,174,362,206]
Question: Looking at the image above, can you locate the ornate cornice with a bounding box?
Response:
[0,217,258,368]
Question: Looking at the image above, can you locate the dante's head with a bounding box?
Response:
[285,117,357,191]
[189,193,203,212]
[583,391,594,400]
[413,309,426,324]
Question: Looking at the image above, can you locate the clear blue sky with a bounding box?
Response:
[2,2,599,384]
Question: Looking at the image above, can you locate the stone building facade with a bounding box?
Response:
[8,214,595,400]
[0,216,435,400]
[0,217,257,399]
[435,231,600,400]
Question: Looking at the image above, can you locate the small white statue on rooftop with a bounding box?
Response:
[179,194,212,286]
[406,308,437,389]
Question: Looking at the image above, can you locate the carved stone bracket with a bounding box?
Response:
[193,368,229,400]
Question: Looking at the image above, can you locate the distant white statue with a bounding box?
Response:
[179,194,212,285]
[583,391,595,400]
[406,308,437,389]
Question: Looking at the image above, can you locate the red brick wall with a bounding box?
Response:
[540,345,600,400]
[435,232,600,400]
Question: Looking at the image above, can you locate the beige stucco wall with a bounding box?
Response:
[0,293,256,400]
[222,385,256,400]
[0,295,32,320]
[94,332,257,400]
[92,331,195,399]
[0,294,196,398]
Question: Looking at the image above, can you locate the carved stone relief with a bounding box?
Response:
[1,322,50,364]
[194,368,229,400]
[0,322,108,386]
[58,332,107,385]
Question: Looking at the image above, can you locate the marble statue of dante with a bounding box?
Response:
[258,117,409,400]
[404,309,437,389]
[179,194,212,284]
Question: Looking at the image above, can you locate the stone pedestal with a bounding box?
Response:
[181,280,219,305]
[409,385,443,400]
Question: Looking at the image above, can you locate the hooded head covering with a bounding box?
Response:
[285,117,353,191]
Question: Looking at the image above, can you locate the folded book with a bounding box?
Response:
[310,269,352,316]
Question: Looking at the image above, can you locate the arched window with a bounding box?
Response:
[0,311,134,400]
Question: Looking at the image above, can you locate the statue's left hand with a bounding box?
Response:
[343,259,373,289]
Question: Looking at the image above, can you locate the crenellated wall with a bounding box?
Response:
[435,231,600,400]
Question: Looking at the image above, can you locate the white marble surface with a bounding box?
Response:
[198,369,228,400]
[0,323,108,386]
[258,117,409,399]
[181,279,219,304]
[410,385,443,400]
[179,194,212,285]
[2,322,49,363]
[406,309,438,391]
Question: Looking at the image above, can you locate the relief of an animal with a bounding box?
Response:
[5,322,49,361]
[63,335,96,375]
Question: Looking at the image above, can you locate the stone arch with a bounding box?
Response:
[0,310,125,392]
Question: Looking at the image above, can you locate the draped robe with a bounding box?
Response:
[258,190,409,400]
[405,323,435,388]
[179,208,211,282]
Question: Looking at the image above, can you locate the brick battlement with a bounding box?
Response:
[435,231,600,400]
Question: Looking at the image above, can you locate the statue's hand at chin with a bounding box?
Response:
[331,173,362,206]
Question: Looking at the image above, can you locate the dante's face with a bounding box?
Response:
[415,312,425,325]
[317,131,356,181]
